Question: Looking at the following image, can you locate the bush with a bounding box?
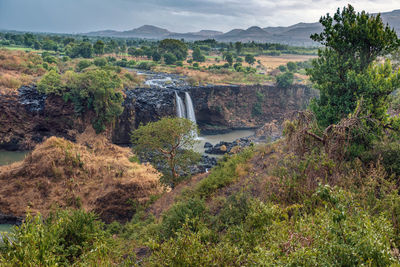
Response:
[278,65,287,72]
[276,72,294,88]
[0,210,109,266]
[160,198,206,239]
[286,61,297,72]
[94,57,107,67]
[136,61,154,70]
[37,70,62,95]
[76,59,92,72]
[164,52,177,65]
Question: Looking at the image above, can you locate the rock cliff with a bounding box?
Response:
[0,84,317,150]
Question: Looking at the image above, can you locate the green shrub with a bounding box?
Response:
[93,57,107,67]
[37,69,63,95]
[0,209,110,266]
[160,198,206,239]
[76,59,92,72]
[276,72,294,88]
[193,148,254,199]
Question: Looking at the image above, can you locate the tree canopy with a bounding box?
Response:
[308,4,400,127]
[131,117,200,187]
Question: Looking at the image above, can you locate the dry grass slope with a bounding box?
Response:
[0,127,164,222]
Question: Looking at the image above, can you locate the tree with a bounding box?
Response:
[158,39,188,61]
[131,117,200,187]
[93,40,105,56]
[245,54,255,65]
[286,61,297,72]
[224,52,233,66]
[152,50,161,62]
[127,47,136,56]
[235,42,243,55]
[192,47,205,62]
[308,5,399,127]
[164,52,177,65]
[276,72,294,88]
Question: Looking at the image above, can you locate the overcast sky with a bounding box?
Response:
[0,0,399,33]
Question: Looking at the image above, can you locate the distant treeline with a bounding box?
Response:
[0,32,317,59]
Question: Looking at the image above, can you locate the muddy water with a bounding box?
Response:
[0,150,28,166]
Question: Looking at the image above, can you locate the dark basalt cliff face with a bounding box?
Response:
[0,84,317,150]
[189,84,317,133]
[113,84,317,144]
[0,85,88,151]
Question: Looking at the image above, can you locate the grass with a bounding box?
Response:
[0,45,43,53]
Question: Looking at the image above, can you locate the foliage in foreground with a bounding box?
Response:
[0,209,114,266]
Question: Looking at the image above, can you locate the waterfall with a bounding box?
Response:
[185,92,197,125]
[175,91,186,118]
[185,92,198,139]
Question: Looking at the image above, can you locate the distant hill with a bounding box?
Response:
[84,9,400,45]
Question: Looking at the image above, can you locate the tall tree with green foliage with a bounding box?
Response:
[131,117,200,187]
[192,47,206,62]
[308,5,399,127]
[158,39,188,61]
[245,54,256,65]
[93,40,105,56]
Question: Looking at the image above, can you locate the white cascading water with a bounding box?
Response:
[185,92,198,139]
[185,92,197,125]
[175,91,186,118]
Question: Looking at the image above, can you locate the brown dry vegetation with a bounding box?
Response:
[0,127,164,222]
[0,49,46,94]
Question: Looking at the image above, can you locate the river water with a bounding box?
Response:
[0,150,28,166]
[0,151,28,234]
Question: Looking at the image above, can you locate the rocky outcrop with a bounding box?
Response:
[0,85,88,151]
[112,84,317,145]
[112,88,175,144]
[0,84,316,150]
[188,84,317,134]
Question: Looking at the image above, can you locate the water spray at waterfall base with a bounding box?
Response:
[175,91,198,139]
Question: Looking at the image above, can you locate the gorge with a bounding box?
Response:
[0,82,317,151]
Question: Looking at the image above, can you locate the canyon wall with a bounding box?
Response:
[0,84,317,150]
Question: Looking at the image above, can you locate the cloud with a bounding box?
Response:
[0,0,398,33]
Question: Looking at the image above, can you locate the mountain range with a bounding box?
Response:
[85,9,400,46]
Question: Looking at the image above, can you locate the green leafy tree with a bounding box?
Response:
[127,47,136,56]
[37,70,62,95]
[245,54,256,65]
[0,210,109,266]
[224,52,233,66]
[235,41,243,55]
[93,40,105,55]
[76,59,92,72]
[286,61,297,72]
[192,46,206,62]
[131,117,200,187]
[78,42,94,58]
[276,72,294,88]
[152,50,161,62]
[159,39,188,61]
[164,52,177,65]
[308,5,400,127]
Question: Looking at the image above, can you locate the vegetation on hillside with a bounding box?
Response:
[1,5,400,266]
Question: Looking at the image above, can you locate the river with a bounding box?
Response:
[0,150,28,234]
[0,150,28,166]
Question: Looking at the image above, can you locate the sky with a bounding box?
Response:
[0,0,399,33]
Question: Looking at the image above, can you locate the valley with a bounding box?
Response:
[1,4,400,266]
